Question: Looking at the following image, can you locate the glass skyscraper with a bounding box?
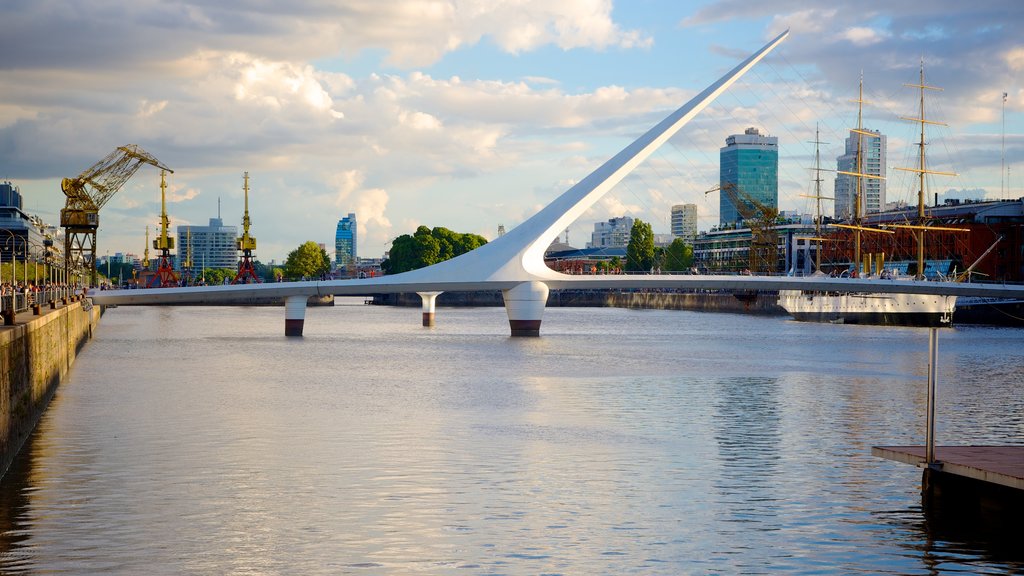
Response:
[335,213,357,268]
[719,127,778,226]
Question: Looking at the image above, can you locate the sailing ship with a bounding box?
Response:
[778,65,957,327]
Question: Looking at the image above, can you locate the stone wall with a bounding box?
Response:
[0,301,101,479]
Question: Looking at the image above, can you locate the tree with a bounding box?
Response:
[662,238,694,272]
[382,226,488,274]
[625,219,655,272]
[200,267,236,285]
[284,241,330,280]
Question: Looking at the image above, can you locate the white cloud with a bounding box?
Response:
[841,26,888,46]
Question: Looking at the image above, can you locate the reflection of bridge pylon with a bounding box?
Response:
[233,172,260,284]
[148,170,179,288]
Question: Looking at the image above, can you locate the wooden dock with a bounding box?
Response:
[873,445,1024,491]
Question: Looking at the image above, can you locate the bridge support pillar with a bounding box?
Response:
[503,281,548,337]
[284,295,307,337]
[417,291,443,327]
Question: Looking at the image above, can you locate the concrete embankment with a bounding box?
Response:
[0,299,101,479]
[372,289,786,316]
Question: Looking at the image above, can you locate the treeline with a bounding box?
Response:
[382,226,488,274]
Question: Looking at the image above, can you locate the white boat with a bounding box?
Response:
[779,65,958,327]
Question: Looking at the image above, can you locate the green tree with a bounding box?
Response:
[382,226,488,274]
[662,237,694,272]
[200,267,236,285]
[284,241,330,280]
[625,219,655,272]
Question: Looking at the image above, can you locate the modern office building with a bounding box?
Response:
[176,217,238,271]
[670,203,698,241]
[834,128,886,219]
[719,127,778,225]
[587,216,634,248]
[0,181,46,263]
[335,213,357,268]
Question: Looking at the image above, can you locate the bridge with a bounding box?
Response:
[89,30,1024,336]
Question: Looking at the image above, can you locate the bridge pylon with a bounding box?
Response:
[417,291,443,327]
[503,281,549,337]
[285,295,307,336]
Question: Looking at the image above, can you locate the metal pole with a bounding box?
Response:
[925,327,938,464]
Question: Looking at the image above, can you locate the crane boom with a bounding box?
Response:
[61,145,172,214]
[60,144,171,286]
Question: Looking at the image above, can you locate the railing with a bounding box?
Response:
[0,287,78,314]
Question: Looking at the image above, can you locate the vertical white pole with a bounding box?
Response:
[925,327,938,464]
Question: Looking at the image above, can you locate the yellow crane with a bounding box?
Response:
[60,145,171,285]
[232,172,260,284]
[705,182,779,274]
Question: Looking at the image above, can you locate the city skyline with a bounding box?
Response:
[1,1,1021,262]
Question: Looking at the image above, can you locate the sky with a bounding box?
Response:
[1,0,1022,263]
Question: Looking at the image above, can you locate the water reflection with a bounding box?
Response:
[0,305,1021,574]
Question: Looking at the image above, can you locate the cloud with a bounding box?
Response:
[0,0,649,71]
[841,26,888,46]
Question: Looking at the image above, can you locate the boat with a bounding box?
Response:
[779,66,958,327]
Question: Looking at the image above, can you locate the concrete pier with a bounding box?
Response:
[284,295,307,336]
[417,291,442,327]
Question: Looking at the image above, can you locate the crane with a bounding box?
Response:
[232,172,260,284]
[705,182,779,275]
[148,170,179,287]
[60,145,171,286]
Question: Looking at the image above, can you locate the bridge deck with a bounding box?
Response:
[873,445,1024,490]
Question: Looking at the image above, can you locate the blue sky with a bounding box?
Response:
[1,0,1021,262]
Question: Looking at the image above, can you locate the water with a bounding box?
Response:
[0,301,1022,574]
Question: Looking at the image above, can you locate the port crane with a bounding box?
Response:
[60,145,171,285]
[148,170,179,287]
[705,182,779,274]
[232,172,260,284]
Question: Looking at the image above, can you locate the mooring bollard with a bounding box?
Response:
[33,304,42,315]
[49,300,56,309]
[2,309,15,326]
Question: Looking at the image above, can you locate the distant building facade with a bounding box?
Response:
[587,216,634,248]
[671,203,698,241]
[335,213,357,268]
[176,217,238,271]
[720,127,778,225]
[834,128,886,219]
[0,181,46,264]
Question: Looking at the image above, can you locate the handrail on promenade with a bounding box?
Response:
[0,286,77,316]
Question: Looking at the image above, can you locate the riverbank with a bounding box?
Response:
[0,298,101,479]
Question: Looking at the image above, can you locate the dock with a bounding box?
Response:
[872,445,1024,490]
[872,328,1023,515]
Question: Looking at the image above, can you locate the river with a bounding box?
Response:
[0,301,1021,574]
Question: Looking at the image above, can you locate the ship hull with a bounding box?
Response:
[778,290,956,327]
[953,297,1024,327]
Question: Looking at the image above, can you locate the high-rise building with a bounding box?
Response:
[0,181,45,263]
[671,203,698,241]
[587,216,634,248]
[834,128,886,219]
[335,213,357,267]
[719,127,778,225]
[176,217,238,271]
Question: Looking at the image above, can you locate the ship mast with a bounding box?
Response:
[835,74,887,275]
[896,60,958,280]
[805,124,830,272]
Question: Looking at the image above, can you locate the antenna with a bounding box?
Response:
[1003,91,1008,199]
